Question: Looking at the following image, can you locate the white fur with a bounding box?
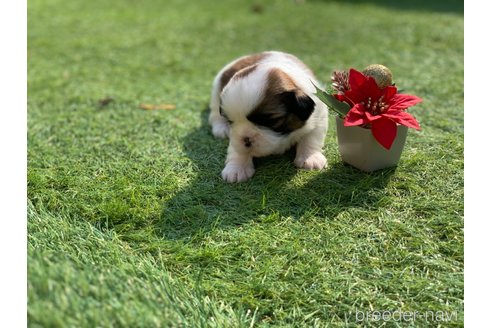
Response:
[209,51,328,182]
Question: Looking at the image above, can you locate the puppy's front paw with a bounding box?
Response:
[295,152,327,170]
[221,163,255,183]
[212,122,230,139]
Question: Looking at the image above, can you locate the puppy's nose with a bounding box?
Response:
[243,137,253,148]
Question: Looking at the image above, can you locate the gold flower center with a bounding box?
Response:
[362,96,389,115]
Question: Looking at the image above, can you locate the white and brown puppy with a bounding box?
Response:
[209,51,328,183]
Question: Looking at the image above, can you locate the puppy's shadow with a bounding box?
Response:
[158,108,395,240]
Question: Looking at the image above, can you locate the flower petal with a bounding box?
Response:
[388,93,422,110]
[334,94,346,102]
[344,104,366,126]
[365,111,382,122]
[383,111,421,130]
[383,86,398,100]
[348,68,368,90]
[365,76,383,97]
[371,118,397,150]
[349,103,366,115]
[344,69,372,104]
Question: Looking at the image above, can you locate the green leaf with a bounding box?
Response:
[314,85,351,118]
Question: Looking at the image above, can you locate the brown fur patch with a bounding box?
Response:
[265,68,298,94]
[219,53,267,91]
[233,64,259,81]
[247,68,314,134]
[253,68,299,119]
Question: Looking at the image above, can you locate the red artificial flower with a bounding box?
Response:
[340,69,422,149]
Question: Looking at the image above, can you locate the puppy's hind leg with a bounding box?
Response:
[209,111,230,139]
[209,75,230,139]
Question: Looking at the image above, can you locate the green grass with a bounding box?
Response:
[28,0,464,326]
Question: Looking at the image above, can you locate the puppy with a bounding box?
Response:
[209,51,328,183]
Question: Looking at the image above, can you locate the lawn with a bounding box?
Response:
[27,0,464,326]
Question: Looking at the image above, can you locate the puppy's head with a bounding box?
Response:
[220,67,315,157]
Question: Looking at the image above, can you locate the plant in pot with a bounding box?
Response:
[315,65,422,172]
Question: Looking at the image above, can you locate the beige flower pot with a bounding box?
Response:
[336,116,408,172]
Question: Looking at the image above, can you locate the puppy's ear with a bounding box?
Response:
[280,91,315,121]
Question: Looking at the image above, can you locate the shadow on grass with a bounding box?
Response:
[314,0,463,14]
[159,109,396,240]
